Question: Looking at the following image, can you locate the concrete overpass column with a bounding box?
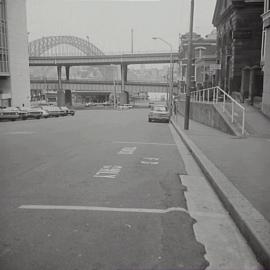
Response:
[57,65,65,106]
[65,66,70,80]
[121,64,128,92]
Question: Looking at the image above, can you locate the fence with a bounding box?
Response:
[180,87,246,135]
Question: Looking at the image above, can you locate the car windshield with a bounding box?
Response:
[153,106,167,112]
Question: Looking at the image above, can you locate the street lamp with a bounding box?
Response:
[184,0,195,130]
[152,37,173,115]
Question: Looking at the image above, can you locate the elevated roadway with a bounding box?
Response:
[30,79,179,94]
[29,52,179,66]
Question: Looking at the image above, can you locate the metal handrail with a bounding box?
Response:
[189,86,246,135]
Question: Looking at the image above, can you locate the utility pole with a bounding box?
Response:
[131,28,134,54]
[113,80,117,109]
[184,0,194,130]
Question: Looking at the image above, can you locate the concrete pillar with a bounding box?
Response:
[65,66,70,80]
[121,64,128,92]
[57,66,65,106]
[240,66,251,103]
[249,65,261,105]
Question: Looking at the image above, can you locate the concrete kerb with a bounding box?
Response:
[170,119,270,269]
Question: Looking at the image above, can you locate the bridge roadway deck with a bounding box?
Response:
[30,80,179,93]
[29,52,179,66]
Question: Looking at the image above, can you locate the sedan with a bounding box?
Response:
[148,105,170,123]
[60,106,75,116]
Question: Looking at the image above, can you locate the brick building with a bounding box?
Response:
[0,0,30,107]
[212,0,264,94]
[261,0,270,116]
[178,31,216,91]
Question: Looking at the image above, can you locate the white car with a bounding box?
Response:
[148,105,170,123]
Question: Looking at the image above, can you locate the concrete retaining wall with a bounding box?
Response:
[175,101,235,135]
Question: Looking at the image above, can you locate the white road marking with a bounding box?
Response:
[4,131,36,135]
[93,165,122,179]
[113,141,175,146]
[118,147,136,155]
[141,157,160,165]
[19,205,188,214]
[141,161,159,165]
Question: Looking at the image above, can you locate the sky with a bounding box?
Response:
[26,0,217,53]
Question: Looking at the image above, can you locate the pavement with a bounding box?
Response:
[171,104,270,269]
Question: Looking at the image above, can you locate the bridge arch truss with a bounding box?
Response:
[28,35,104,57]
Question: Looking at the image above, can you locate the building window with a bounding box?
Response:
[265,0,270,12]
[195,47,206,59]
[0,0,9,74]
[261,30,267,62]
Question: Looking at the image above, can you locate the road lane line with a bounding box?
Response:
[19,205,188,214]
[3,131,36,135]
[113,141,176,146]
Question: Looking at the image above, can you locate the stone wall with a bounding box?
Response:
[175,101,235,135]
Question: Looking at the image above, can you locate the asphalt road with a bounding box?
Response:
[0,110,208,270]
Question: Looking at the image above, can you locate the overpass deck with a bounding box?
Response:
[29,52,179,66]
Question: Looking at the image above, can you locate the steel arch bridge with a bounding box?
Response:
[28,35,104,57]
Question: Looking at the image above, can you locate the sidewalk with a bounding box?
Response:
[171,107,270,269]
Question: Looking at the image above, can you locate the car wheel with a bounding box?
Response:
[148,118,152,122]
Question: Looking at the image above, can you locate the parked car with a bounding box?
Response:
[14,107,28,120]
[0,107,20,121]
[17,107,43,119]
[60,106,75,116]
[41,105,61,117]
[58,107,68,116]
[148,105,170,123]
[38,108,49,118]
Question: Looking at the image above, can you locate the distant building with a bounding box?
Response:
[261,0,270,117]
[212,0,264,94]
[195,30,217,89]
[0,0,30,107]
[178,31,216,91]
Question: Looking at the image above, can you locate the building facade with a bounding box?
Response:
[261,0,270,116]
[212,0,264,94]
[0,0,30,107]
[179,31,216,91]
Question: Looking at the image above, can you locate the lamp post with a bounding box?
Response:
[184,0,195,130]
[152,37,173,115]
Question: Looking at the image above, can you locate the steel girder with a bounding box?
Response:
[28,35,104,57]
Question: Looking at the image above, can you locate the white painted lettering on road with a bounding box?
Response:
[93,165,122,179]
[118,147,136,155]
[141,157,160,165]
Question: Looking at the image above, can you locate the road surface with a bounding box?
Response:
[0,109,261,270]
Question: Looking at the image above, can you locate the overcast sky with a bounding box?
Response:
[26,0,217,53]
